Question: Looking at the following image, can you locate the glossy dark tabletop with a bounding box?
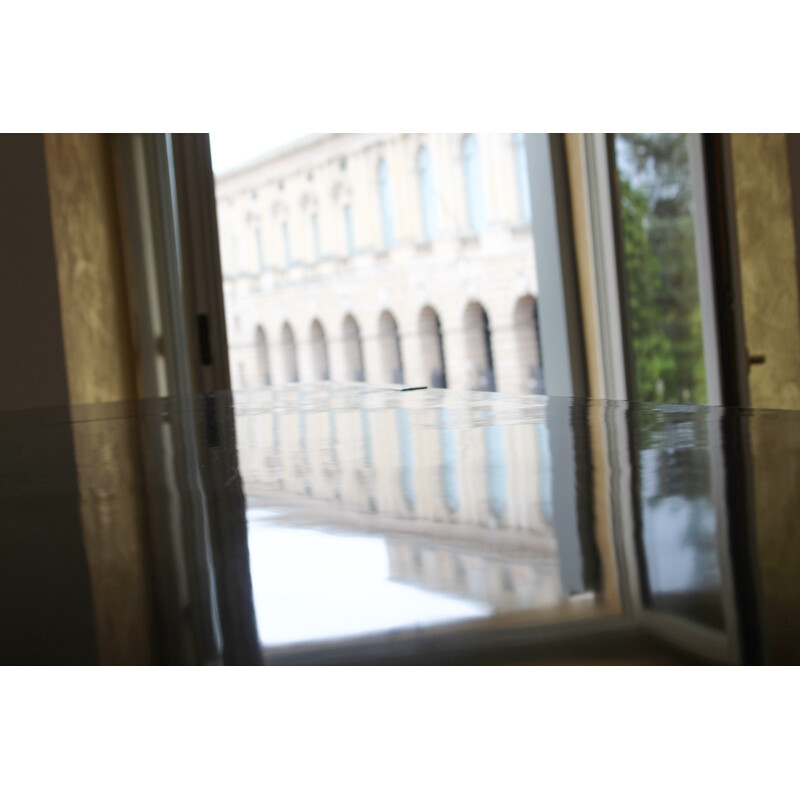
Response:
[2,385,799,664]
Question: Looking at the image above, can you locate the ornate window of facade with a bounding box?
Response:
[377,158,396,249]
[461,134,486,233]
[300,186,319,265]
[271,194,288,270]
[343,204,356,256]
[416,145,438,241]
[246,192,263,273]
[513,133,532,223]
[332,179,355,258]
[254,227,265,272]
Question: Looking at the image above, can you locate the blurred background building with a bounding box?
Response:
[215,133,544,394]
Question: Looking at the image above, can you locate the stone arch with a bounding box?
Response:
[310,319,330,381]
[513,295,544,394]
[255,325,271,386]
[281,322,299,383]
[463,301,496,391]
[419,306,447,389]
[378,310,404,384]
[342,314,365,381]
[418,305,447,388]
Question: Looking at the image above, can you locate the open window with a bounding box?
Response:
[110,132,755,663]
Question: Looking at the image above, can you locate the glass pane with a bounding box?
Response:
[612,133,707,404]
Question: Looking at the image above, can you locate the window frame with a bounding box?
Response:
[581,132,749,663]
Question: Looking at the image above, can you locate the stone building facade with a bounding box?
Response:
[216,133,544,395]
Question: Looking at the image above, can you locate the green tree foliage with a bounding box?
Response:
[616,133,707,405]
[619,176,675,403]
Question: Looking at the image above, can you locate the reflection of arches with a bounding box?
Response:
[513,133,532,223]
[513,295,544,394]
[281,322,299,383]
[485,424,507,520]
[396,408,415,510]
[418,306,447,388]
[255,325,271,385]
[463,302,496,391]
[342,314,365,381]
[379,310,404,384]
[439,409,459,513]
[310,319,330,380]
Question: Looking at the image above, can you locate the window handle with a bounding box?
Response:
[197,314,213,366]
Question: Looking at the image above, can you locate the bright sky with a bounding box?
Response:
[209,131,308,174]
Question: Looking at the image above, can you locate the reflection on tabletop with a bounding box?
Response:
[1,385,798,664]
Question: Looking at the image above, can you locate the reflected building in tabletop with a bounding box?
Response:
[2,385,795,665]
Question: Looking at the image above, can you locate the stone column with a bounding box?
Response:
[328,329,347,383]
[489,321,520,395]
[296,326,316,383]
[441,321,470,392]
[361,324,382,385]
